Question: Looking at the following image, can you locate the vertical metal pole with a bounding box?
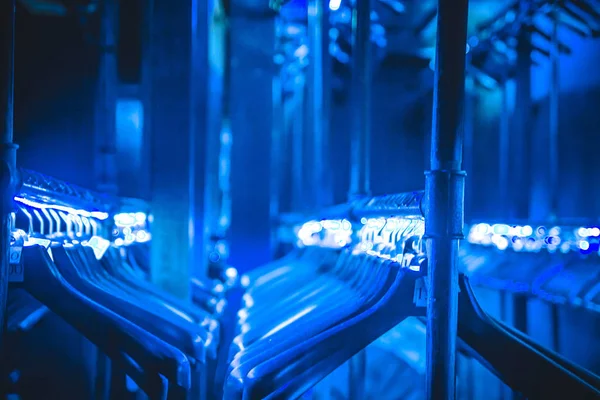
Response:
[348,0,372,397]
[200,0,225,277]
[549,10,559,219]
[349,0,372,200]
[270,62,283,251]
[511,13,532,398]
[510,9,531,220]
[148,0,205,298]
[307,0,332,208]
[499,82,510,212]
[0,0,18,358]
[228,13,275,273]
[425,0,469,399]
[549,8,561,355]
[95,0,118,195]
[291,84,305,212]
[463,76,474,217]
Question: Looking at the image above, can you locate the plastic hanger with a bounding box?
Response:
[14,207,191,397]
[235,250,360,341]
[100,245,220,324]
[232,247,381,345]
[225,243,425,399]
[19,245,191,398]
[235,219,421,346]
[51,244,210,362]
[230,256,422,399]
[49,215,212,399]
[228,220,421,368]
[457,273,600,399]
[229,253,370,359]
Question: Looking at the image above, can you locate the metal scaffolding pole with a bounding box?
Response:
[307,0,332,208]
[0,0,19,357]
[348,0,372,397]
[349,0,372,200]
[549,9,560,220]
[425,0,469,399]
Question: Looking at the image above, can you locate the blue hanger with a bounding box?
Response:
[50,244,210,399]
[18,245,191,398]
[235,257,422,399]
[457,273,600,399]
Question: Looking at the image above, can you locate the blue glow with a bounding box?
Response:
[294,44,309,59]
[285,25,302,36]
[221,130,232,146]
[14,196,109,220]
[116,99,144,176]
[113,212,151,245]
[82,236,111,260]
[468,222,600,255]
[114,213,137,227]
[295,217,425,268]
[297,219,351,248]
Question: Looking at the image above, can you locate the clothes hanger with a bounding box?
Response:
[55,210,218,338]
[240,240,374,323]
[229,220,421,366]
[236,249,359,337]
[457,273,600,399]
[236,218,421,343]
[51,245,210,361]
[65,212,217,400]
[19,245,190,399]
[227,264,378,380]
[13,205,191,398]
[225,225,426,399]
[99,245,221,324]
[48,214,212,399]
[229,257,422,399]
[231,244,385,347]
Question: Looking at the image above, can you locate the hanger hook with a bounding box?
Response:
[58,211,74,238]
[17,205,34,236]
[41,208,54,237]
[72,215,84,237]
[88,218,99,237]
[32,209,46,236]
[81,216,91,236]
[10,211,16,231]
[49,209,62,236]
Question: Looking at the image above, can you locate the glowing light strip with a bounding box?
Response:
[14,196,109,220]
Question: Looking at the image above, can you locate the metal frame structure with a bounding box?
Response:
[18,168,118,213]
[275,4,471,398]
[0,0,19,356]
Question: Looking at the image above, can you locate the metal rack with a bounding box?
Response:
[17,168,119,213]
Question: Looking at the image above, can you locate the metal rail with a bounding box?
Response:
[17,168,118,212]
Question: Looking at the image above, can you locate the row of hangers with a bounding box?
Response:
[6,197,232,400]
[223,212,600,399]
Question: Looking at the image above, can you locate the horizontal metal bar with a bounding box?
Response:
[17,168,118,212]
[277,191,425,225]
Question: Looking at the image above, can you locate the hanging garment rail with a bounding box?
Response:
[277,191,424,226]
[17,168,118,214]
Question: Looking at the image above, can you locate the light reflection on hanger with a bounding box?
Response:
[14,196,109,220]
